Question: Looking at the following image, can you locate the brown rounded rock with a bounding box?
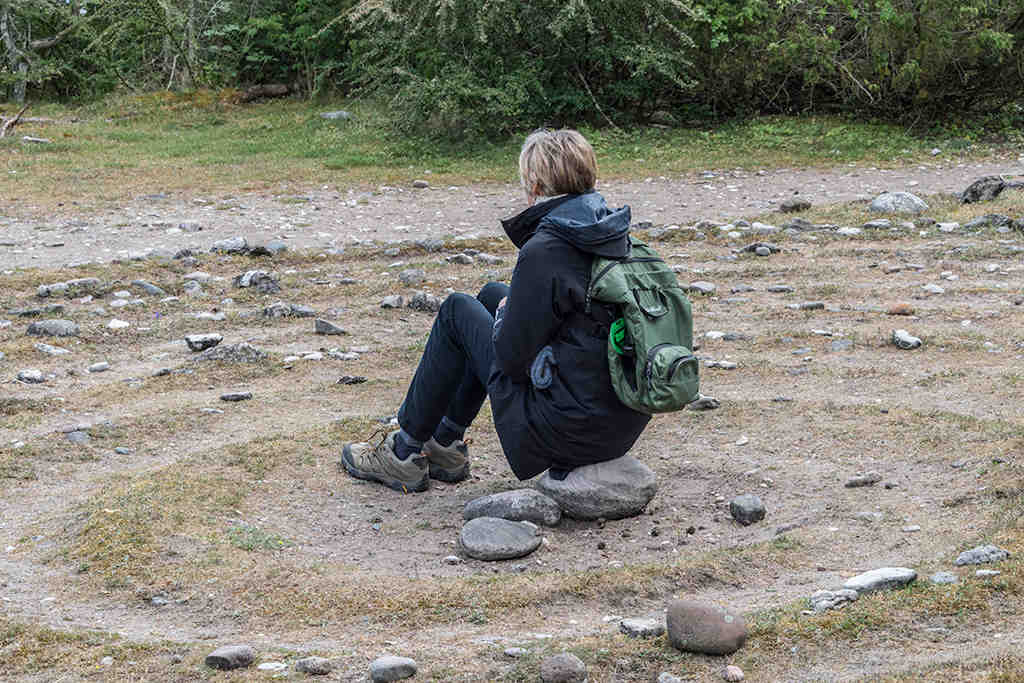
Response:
[540,652,587,683]
[666,600,747,656]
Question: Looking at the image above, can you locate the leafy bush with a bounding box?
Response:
[345,0,696,138]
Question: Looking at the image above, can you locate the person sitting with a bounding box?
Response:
[342,128,650,492]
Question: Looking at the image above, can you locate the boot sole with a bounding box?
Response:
[341,444,429,493]
[428,462,470,483]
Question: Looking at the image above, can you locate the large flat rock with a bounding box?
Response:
[459,517,541,561]
[843,567,917,595]
[535,455,657,520]
[463,489,561,526]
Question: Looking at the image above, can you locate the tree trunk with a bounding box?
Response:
[0,1,28,103]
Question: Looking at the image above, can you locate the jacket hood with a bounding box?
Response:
[501,191,632,258]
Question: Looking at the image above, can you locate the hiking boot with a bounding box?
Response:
[422,437,469,483]
[341,431,428,493]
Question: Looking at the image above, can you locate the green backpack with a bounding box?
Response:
[585,237,699,414]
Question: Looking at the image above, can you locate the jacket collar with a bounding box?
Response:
[501,194,578,248]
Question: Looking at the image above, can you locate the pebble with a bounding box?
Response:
[463,489,562,526]
[504,647,528,658]
[381,295,404,309]
[723,665,745,682]
[314,319,347,335]
[411,179,430,188]
[930,572,957,585]
[369,655,417,682]
[17,368,45,383]
[87,362,110,373]
[540,653,588,683]
[131,279,166,296]
[185,333,223,352]
[955,544,1010,566]
[766,284,793,293]
[891,329,921,350]
[666,600,747,655]
[829,339,853,352]
[459,517,542,561]
[220,391,253,402]
[295,656,333,675]
[902,525,921,533]
[35,342,70,356]
[114,447,133,455]
[27,319,79,337]
[845,471,882,488]
[843,567,917,595]
[688,281,716,295]
[687,394,720,410]
[809,588,858,612]
[107,319,129,330]
[205,644,255,670]
[66,431,90,445]
[257,662,287,671]
[619,617,666,638]
[976,569,1002,578]
[398,268,425,286]
[729,494,765,526]
[535,454,657,520]
[922,283,945,295]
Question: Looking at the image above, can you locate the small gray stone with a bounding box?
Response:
[829,339,853,352]
[930,572,957,585]
[185,333,223,352]
[464,489,561,526]
[263,301,292,318]
[66,430,90,444]
[960,176,1006,203]
[540,653,587,683]
[809,588,859,613]
[687,394,720,411]
[688,281,716,295]
[922,283,945,295]
[843,567,917,595]
[780,197,811,213]
[88,362,110,373]
[955,544,1010,566]
[381,295,404,309]
[976,569,1002,578]
[211,236,249,254]
[869,192,928,215]
[799,301,825,310]
[295,656,333,675]
[845,471,882,488]
[504,647,528,658]
[257,662,287,672]
[315,319,347,335]
[131,279,166,296]
[729,494,765,526]
[27,319,78,337]
[754,246,772,257]
[250,240,288,256]
[619,617,665,638]
[34,342,70,356]
[862,218,894,230]
[459,517,542,561]
[205,645,255,670]
[17,368,45,383]
[320,110,352,121]
[535,455,657,520]
[658,674,684,683]
[220,391,252,402]
[766,284,793,293]
[114,447,133,455]
[411,179,430,189]
[370,655,417,682]
[233,270,280,293]
[289,303,315,317]
[196,343,266,363]
[446,253,474,265]
[892,329,922,350]
[398,268,425,286]
[666,600,747,655]
[408,291,442,313]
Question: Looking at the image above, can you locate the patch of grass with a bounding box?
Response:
[2,94,1017,212]
[226,523,292,551]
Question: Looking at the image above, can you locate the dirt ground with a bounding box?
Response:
[1,161,1023,682]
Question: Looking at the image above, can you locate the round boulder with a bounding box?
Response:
[540,652,587,683]
[868,192,928,215]
[666,600,748,656]
[534,455,657,520]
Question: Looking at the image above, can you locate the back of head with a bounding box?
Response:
[519,129,597,198]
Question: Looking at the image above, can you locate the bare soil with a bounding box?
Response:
[1,161,1023,681]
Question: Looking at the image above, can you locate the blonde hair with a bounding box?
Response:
[518,128,597,198]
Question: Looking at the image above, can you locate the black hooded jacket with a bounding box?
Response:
[487,191,651,480]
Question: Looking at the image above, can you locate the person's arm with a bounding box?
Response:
[493,239,566,381]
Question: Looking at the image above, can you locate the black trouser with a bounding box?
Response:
[397,282,510,442]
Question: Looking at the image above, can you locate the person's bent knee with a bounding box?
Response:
[477,281,510,313]
[440,292,477,322]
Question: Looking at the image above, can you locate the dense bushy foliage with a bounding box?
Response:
[3,0,1022,136]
